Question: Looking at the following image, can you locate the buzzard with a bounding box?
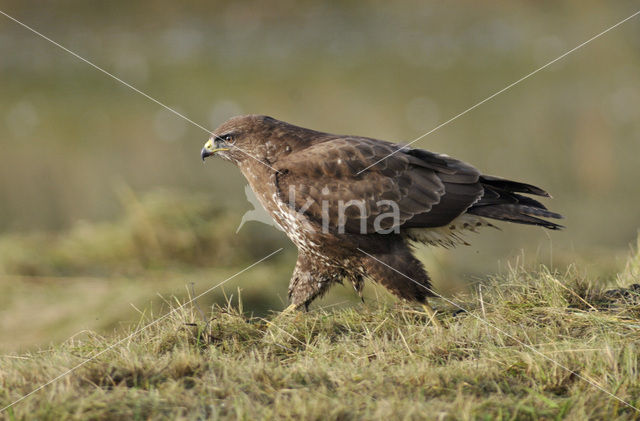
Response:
[201,115,562,319]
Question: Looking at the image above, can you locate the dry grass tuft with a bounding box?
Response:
[2,251,640,420]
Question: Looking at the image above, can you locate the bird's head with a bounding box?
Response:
[201,118,241,163]
[201,114,317,166]
[200,115,273,165]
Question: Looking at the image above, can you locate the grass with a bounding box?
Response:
[2,244,640,420]
[0,187,289,277]
[0,189,295,353]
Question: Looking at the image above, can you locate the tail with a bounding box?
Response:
[467,175,564,230]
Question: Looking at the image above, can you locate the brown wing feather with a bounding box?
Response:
[274,136,484,233]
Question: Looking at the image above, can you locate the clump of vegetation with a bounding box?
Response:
[0,188,288,277]
[2,249,640,420]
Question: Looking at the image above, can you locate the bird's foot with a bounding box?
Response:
[281,303,298,316]
[265,303,299,330]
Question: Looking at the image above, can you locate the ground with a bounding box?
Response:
[2,248,640,420]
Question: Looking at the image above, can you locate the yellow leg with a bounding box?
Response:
[280,303,298,316]
[267,304,298,328]
[422,302,443,329]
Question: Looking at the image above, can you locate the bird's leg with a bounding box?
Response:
[422,301,443,329]
[267,303,299,330]
[287,252,335,311]
[280,303,298,316]
[350,274,365,303]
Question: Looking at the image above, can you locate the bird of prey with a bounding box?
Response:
[201,115,562,319]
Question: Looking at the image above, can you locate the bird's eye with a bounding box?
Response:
[223,134,233,142]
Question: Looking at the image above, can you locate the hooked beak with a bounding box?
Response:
[201,138,230,161]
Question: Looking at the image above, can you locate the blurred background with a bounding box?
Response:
[1,1,639,352]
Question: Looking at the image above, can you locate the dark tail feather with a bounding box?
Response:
[479,175,551,197]
[468,176,564,230]
[468,204,564,230]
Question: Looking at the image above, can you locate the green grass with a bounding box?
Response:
[0,187,289,277]
[2,245,640,420]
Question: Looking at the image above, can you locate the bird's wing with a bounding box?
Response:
[274,136,484,234]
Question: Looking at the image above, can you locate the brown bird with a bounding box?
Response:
[201,115,562,321]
